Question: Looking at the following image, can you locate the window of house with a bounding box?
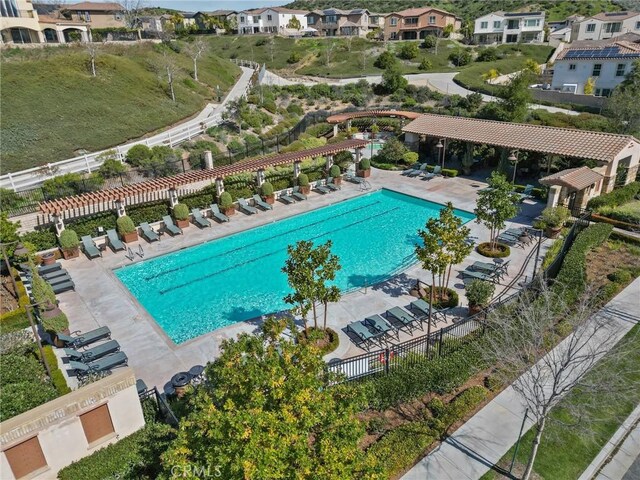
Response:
[326,15,337,23]
[405,17,418,25]
[80,404,115,445]
[636,21,640,30]
[429,15,436,24]
[240,16,245,22]
[524,19,540,27]
[83,11,91,21]
[493,20,501,28]
[569,63,576,70]
[253,16,260,22]
[480,21,488,29]
[601,88,611,96]
[390,17,397,26]
[616,63,626,76]
[4,436,48,479]
[308,16,315,24]
[586,23,596,32]
[595,88,601,96]
[507,20,519,29]
[267,14,272,21]
[390,32,398,39]
[592,63,602,76]
[604,22,621,33]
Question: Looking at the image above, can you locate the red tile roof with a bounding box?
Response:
[539,167,604,191]
[67,2,123,11]
[402,114,639,163]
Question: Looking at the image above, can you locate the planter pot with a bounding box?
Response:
[332,176,342,186]
[121,231,138,243]
[300,185,311,195]
[176,219,190,229]
[545,226,562,239]
[53,329,71,348]
[41,252,56,266]
[264,195,275,205]
[222,206,236,216]
[61,247,79,260]
[357,169,371,178]
[468,304,484,317]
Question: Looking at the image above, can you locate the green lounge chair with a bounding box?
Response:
[21,262,62,275]
[409,298,446,320]
[326,178,340,191]
[407,163,427,177]
[422,165,442,180]
[314,181,331,194]
[402,163,421,175]
[517,184,535,201]
[345,172,365,184]
[346,321,382,350]
[63,339,120,362]
[469,261,502,275]
[279,192,296,204]
[252,194,273,211]
[52,280,75,294]
[191,208,211,228]
[238,198,258,214]
[210,204,230,223]
[291,186,307,201]
[386,307,422,332]
[57,326,111,348]
[162,216,182,236]
[38,269,69,281]
[461,269,495,282]
[106,229,125,251]
[68,351,128,378]
[140,222,159,242]
[364,314,399,341]
[81,235,101,259]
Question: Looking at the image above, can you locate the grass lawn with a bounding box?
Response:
[480,323,640,480]
[0,42,240,173]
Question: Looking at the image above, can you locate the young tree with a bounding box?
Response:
[381,62,408,93]
[184,38,207,81]
[287,15,301,30]
[222,98,246,135]
[120,0,143,29]
[325,41,336,66]
[158,51,180,102]
[161,319,380,479]
[481,285,639,480]
[311,242,341,330]
[604,60,640,135]
[398,42,419,60]
[474,171,520,251]
[499,71,533,122]
[482,68,500,83]
[86,42,98,77]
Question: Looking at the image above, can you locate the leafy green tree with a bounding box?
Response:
[477,47,498,62]
[381,62,408,94]
[443,24,455,38]
[398,42,419,60]
[287,15,301,30]
[374,137,407,165]
[161,319,379,479]
[604,59,640,135]
[0,212,20,257]
[449,49,472,66]
[126,144,153,166]
[373,50,395,70]
[463,92,483,112]
[97,158,127,178]
[422,35,437,49]
[138,146,179,178]
[419,58,433,71]
[474,172,520,250]
[499,71,533,122]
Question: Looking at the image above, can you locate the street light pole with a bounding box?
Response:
[25,302,53,380]
[508,150,519,184]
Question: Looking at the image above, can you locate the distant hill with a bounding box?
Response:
[284,0,626,21]
[0,43,240,173]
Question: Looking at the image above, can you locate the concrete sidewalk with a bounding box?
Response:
[402,277,640,480]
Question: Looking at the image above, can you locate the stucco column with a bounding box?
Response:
[56,29,65,43]
[204,150,214,170]
[168,188,179,208]
[53,213,65,236]
[355,148,362,169]
[333,124,338,137]
[325,154,333,171]
[293,161,301,179]
[256,169,265,187]
[215,178,225,196]
[115,198,126,217]
[546,185,562,209]
[80,30,89,43]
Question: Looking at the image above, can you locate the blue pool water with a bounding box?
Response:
[115,190,475,344]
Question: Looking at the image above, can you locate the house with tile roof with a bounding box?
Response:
[551,33,640,96]
[305,8,376,37]
[473,11,545,45]
[571,11,640,42]
[64,2,125,29]
[383,7,460,41]
[237,6,308,35]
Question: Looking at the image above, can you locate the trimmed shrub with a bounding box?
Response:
[260,181,274,197]
[172,203,189,221]
[180,193,214,210]
[20,228,57,252]
[126,144,152,166]
[59,229,79,250]
[587,182,640,210]
[127,202,170,226]
[441,168,458,177]
[41,311,69,334]
[513,184,546,200]
[359,158,371,170]
[465,280,495,307]
[116,215,136,235]
[374,50,395,69]
[0,308,30,334]
[66,211,117,238]
[31,274,56,307]
[297,173,309,187]
[419,58,433,71]
[41,345,70,394]
[477,242,510,258]
[398,42,419,60]
[423,286,459,309]
[330,165,341,178]
[219,191,233,209]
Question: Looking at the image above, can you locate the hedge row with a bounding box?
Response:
[40,346,71,395]
[587,182,640,209]
[553,223,613,304]
[424,164,459,177]
[513,183,547,201]
[0,307,30,334]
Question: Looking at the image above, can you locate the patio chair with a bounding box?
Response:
[252,194,273,211]
[385,306,422,332]
[106,229,125,251]
[279,191,296,204]
[326,178,340,191]
[364,314,399,341]
[238,198,258,215]
[20,262,62,275]
[140,222,159,242]
[56,326,111,349]
[291,186,307,201]
[68,351,128,378]
[407,163,427,177]
[345,172,365,184]
[81,235,101,259]
[40,269,69,281]
[162,216,183,236]
[422,165,442,180]
[46,274,74,287]
[469,261,502,275]
[460,269,496,282]
[210,204,230,223]
[191,208,211,228]
[345,321,381,350]
[409,298,446,324]
[63,339,120,362]
[52,279,75,294]
[517,184,535,202]
[496,233,523,248]
[314,180,331,194]
[402,163,421,175]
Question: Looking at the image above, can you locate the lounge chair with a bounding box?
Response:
[37,269,69,281]
[422,165,442,180]
[345,172,365,184]
[345,321,382,350]
[81,235,101,259]
[56,326,111,348]
[46,274,74,287]
[20,262,62,275]
[469,261,502,275]
[409,298,447,324]
[326,178,340,191]
[210,204,230,223]
[63,339,120,362]
[52,280,75,294]
[140,222,159,242]
[402,163,421,175]
[106,229,125,251]
[162,216,182,236]
[496,233,523,248]
[291,186,307,201]
[252,194,273,211]
[364,315,399,341]
[517,184,535,201]
[407,163,427,177]
[68,351,128,378]
[461,269,495,282]
[314,181,331,194]
[191,208,211,228]
[385,306,422,332]
[238,198,258,215]
[279,192,296,204]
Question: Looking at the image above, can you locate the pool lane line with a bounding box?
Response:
[157,206,402,295]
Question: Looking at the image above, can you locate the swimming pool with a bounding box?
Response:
[115,190,474,344]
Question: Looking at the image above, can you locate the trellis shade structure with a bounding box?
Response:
[39,139,369,215]
[402,114,639,163]
[327,110,422,124]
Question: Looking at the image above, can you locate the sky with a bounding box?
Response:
[140,0,284,11]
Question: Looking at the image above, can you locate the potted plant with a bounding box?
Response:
[298,173,311,194]
[261,181,275,205]
[465,279,495,316]
[31,272,57,311]
[41,311,69,347]
[537,206,570,239]
[219,192,235,216]
[357,158,371,178]
[329,165,342,186]
[59,229,80,259]
[173,203,190,228]
[116,215,138,243]
[370,123,380,140]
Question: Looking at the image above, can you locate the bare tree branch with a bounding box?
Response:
[184,38,207,82]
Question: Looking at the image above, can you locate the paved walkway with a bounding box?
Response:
[402,277,640,480]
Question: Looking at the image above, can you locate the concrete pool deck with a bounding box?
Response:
[55,169,546,389]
